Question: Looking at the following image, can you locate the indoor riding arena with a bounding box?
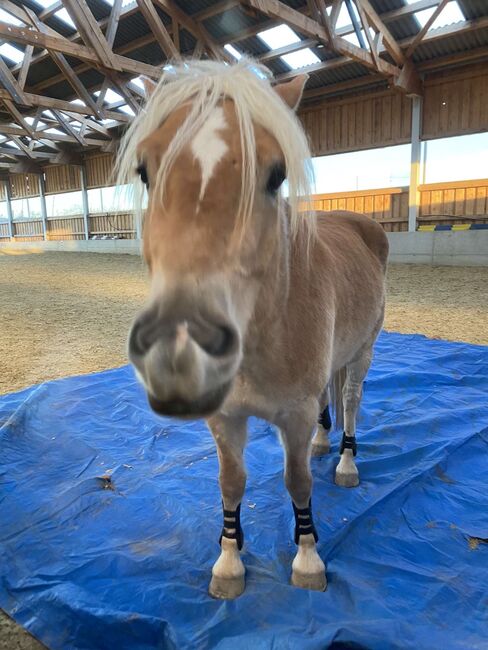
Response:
[0,1,487,650]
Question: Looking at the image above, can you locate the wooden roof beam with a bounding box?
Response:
[355,0,405,66]
[153,0,233,61]
[136,0,180,60]
[0,21,161,79]
[63,0,121,70]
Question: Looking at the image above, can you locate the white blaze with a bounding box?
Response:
[191,107,228,203]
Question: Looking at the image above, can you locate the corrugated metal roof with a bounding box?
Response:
[413,26,488,61]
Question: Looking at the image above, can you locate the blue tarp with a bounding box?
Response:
[1,331,487,650]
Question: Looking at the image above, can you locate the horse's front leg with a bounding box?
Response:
[206,414,247,599]
[278,406,327,592]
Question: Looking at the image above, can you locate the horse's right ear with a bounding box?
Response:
[142,77,157,99]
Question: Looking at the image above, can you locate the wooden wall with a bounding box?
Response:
[44,165,81,194]
[422,63,488,141]
[310,178,488,231]
[300,90,412,156]
[85,153,116,189]
[311,187,409,231]
[300,62,488,156]
[6,174,40,199]
[418,178,488,225]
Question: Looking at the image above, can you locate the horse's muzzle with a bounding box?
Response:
[147,380,232,419]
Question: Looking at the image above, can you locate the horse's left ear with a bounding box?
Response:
[142,76,158,99]
[273,74,309,111]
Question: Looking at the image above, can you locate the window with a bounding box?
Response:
[423,133,488,184]
[0,201,8,220]
[11,197,42,220]
[312,144,411,193]
[87,185,134,213]
[45,191,83,217]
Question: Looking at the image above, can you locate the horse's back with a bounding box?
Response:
[315,210,389,272]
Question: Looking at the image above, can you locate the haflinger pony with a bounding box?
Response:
[117,60,388,600]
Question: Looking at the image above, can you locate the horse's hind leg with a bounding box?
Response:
[335,346,373,488]
[312,390,331,456]
[206,414,247,599]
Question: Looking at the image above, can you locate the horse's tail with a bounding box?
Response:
[329,367,346,432]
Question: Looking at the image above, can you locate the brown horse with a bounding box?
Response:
[117,60,388,600]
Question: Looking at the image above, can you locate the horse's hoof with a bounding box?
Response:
[291,570,327,592]
[209,573,245,599]
[311,442,330,457]
[335,470,359,488]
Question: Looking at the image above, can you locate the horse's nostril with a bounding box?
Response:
[192,323,236,357]
[208,326,235,357]
[129,317,159,357]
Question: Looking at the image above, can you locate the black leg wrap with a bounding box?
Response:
[219,503,244,551]
[318,404,332,430]
[340,431,357,456]
[293,499,318,544]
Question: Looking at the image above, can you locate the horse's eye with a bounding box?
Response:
[266,164,286,195]
[136,164,149,188]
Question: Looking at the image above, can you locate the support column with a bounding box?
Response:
[39,172,48,241]
[408,96,422,233]
[80,165,90,240]
[5,179,14,240]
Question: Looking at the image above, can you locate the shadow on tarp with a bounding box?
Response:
[1,332,487,650]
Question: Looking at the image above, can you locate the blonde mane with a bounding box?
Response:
[116,59,316,238]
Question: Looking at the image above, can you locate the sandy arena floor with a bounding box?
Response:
[0,251,487,648]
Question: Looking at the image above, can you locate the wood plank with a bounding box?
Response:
[136,0,180,59]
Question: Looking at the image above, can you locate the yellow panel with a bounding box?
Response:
[418,225,436,231]
[451,224,471,231]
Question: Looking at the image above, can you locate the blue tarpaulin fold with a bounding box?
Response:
[1,331,487,650]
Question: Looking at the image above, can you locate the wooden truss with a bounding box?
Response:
[0,0,486,168]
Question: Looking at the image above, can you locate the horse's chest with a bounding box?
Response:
[220,373,282,421]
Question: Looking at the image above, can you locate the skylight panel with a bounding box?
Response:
[42,110,55,119]
[281,49,320,70]
[343,32,361,47]
[0,8,23,26]
[45,128,65,136]
[335,3,353,30]
[25,117,47,129]
[5,140,20,149]
[33,0,59,7]
[224,43,242,60]
[94,88,123,104]
[70,99,86,106]
[54,8,76,29]
[103,0,134,7]
[118,105,135,116]
[0,43,24,64]
[257,24,300,50]
[414,1,465,29]
[130,76,145,90]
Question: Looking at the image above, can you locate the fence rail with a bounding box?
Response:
[1,180,487,240]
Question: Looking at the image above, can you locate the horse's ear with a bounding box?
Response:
[273,74,309,111]
[142,76,157,99]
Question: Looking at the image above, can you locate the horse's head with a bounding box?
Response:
[119,61,313,418]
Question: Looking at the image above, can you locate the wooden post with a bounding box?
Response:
[5,179,14,240]
[80,165,90,240]
[408,96,422,232]
[39,172,48,240]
